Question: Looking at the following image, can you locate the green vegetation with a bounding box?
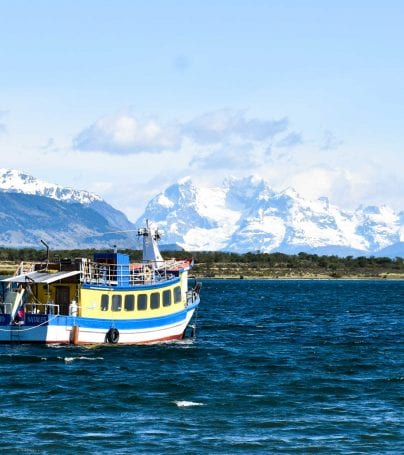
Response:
[0,247,403,279]
[189,251,404,279]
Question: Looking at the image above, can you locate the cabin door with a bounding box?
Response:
[56,286,70,315]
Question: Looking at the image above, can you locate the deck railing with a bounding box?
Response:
[24,302,60,315]
[80,259,177,287]
[1,302,60,316]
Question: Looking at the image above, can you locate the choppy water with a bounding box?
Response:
[0,279,403,454]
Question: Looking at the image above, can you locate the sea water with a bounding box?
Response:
[0,279,402,453]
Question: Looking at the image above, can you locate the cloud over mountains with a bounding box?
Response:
[73,114,181,154]
[67,107,403,219]
[72,109,295,156]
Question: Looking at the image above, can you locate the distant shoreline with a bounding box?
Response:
[1,261,402,280]
[193,272,404,280]
[198,275,404,280]
[191,260,404,280]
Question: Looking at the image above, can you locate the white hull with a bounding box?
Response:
[0,307,197,345]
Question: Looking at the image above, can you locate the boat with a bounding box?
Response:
[0,221,201,345]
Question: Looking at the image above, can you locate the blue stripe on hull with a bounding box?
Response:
[0,301,199,344]
[48,302,198,330]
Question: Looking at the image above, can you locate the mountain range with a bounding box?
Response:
[0,169,403,257]
[0,168,137,249]
[135,176,404,257]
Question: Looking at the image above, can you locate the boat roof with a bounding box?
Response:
[1,270,81,284]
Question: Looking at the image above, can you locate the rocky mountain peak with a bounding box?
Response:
[135,176,403,256]
[0,168,102,205]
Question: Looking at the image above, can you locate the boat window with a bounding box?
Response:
[101,294,109,311]
[137,294,147,310]
[174,286,182,304]
[111,295,122,311]
[163,289,171,307]
[124,295,135,311]
[150,292,160,309]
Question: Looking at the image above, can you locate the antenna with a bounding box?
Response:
[40,239,50,268]
[137,220,163,264]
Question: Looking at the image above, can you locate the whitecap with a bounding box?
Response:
[60,356,104,363]
[173,400,204,407]
[175,338,195,346]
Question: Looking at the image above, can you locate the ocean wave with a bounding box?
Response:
[0,280,402,453]
[60,356,104,363]
[173,400,205,407]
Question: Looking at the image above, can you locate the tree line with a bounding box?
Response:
[0,247,402,273]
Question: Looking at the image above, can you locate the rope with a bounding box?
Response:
[0,314,60,332]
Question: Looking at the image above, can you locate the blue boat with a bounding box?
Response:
[0,222,201,344]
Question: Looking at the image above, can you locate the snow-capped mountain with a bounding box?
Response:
[0,169,402,255]
[0,168,101,204]
[0,169,136,249]
[136,176,403,256]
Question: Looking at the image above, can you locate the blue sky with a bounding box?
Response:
[0,0,403,220]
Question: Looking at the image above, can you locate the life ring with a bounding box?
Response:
[106,328,119,344]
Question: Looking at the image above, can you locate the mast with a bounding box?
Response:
[138,220,164,265]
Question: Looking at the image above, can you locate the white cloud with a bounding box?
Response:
[10,108,399,219]
[72,110,294,156]
[285,162,404,212]
[288,166,354,206]
[183,109,289,144]
[73,113,181,154]
[192,143,260,171]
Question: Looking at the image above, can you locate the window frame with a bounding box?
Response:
[101,294,109,311]
[162,289,172,307]
[150,292,160,309]
[111,295,122,312]
[124,294,135,311]
[173,286,182,304]
[137,293,148,311]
